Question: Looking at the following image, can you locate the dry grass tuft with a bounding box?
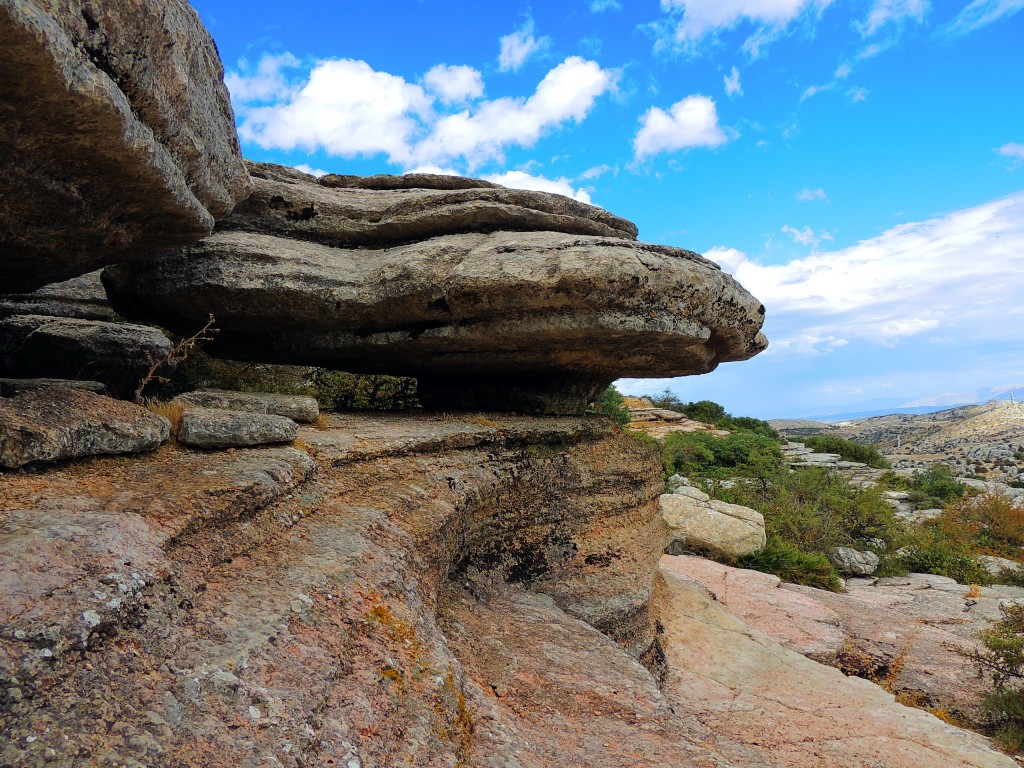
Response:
[145,399,184,437]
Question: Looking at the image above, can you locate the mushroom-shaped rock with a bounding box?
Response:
[0,0,251,292]
[104,171,767,414]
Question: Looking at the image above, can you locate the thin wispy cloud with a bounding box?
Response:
[796,187,828,202]
[941,0,1024,37]
[858,0,930,37]
[498,18,551,72]
[724,66,743,98]
[996,142,1024,169]
[589,0,622,11]
[650,0,833,58]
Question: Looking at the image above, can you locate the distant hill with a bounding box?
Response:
[772,399,1024,482]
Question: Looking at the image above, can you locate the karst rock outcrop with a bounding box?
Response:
[104,162,768,413]
[0,0,251,292]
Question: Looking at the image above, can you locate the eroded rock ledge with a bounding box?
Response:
[0,413,672,767]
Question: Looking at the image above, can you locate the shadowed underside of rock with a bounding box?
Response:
[0,0,250,292]
[104,229,768,412]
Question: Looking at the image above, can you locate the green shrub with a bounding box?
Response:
[804,435,890,469]
[661,429,781,477]
[721,468,903,556]
[589,385,631,426]
[883,525,991,585]
[737,537,843,592]
[908,464,968,507]
[933,493,1024,559]
[967,603,1024,753]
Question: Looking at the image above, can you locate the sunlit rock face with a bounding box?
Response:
[104,164,767,413]
[0,0,251,292]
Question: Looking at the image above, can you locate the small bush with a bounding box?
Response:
[661,430,781,477]
[737,537,843,592]
[934,493,1024,559]
[589,386,631,426]
[883,525,991,585]
[908,464,968,507]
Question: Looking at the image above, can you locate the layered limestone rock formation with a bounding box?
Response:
[660,488,767,559]
[104,164,768,413]
[0,0,250,292]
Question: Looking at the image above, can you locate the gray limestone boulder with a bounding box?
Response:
[175,389,320,424]
[177,407,298,449]
[104,228,767,413]
[0,0,251,292]
[828,547,880,576]
[0,315,172,399]
[0,387,169,468]
[660,493,766,559]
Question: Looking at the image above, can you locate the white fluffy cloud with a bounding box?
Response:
[724,66,743,97]
[498,19,551,72]
[236,58,432,166]
[942,0,1024,36]
[230,53,615,172]
[482,171,593,203]
[422,65,484,105]
[654,0,831,56]
[707,192,1024,355]
[415,57,616,169]
[633,95,730,160]
[858,0,929,36]
[224,52,300,102]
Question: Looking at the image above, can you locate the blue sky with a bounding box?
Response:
[193,0,1024,419]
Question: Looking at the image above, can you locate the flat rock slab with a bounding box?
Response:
[0,0,250,292]
[234,161,638,246]
[0,388,169,468]
[176,389,320,423]
[177,407,298,449]
[667,555,1024,725]
[659,557,1016,768]
[0,378,105,396]
[0,314,172,399]
[0,270,116,321]
[104,229,767,413]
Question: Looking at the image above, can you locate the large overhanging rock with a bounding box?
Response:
[0,0,251,292]
[104,227,768,413]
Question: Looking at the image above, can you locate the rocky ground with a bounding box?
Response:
[1,413,1016,768]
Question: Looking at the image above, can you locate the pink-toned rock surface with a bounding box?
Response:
[666,554,1024,726]
[662,554,845,658]
[659,558,1016,768]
